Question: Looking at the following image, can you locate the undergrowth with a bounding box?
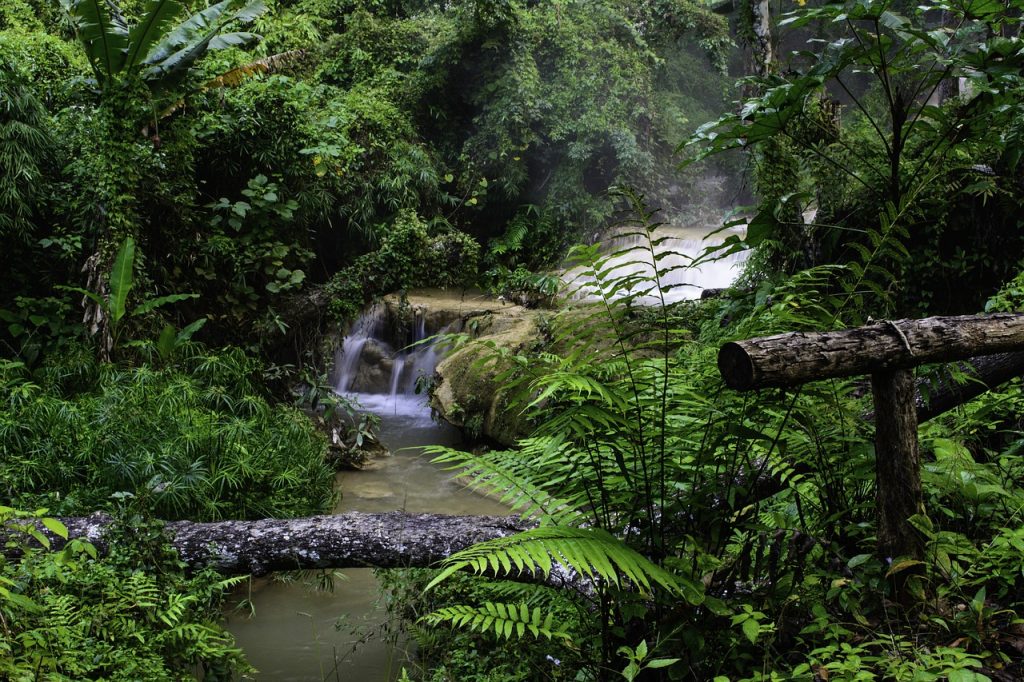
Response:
[0,343,335,520]
[387,190,1024,681]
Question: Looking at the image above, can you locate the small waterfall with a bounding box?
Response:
[388,356,406,399]
[335,303,390,393]
[333,303,457,415]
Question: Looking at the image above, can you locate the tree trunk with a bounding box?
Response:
[872,370,925,560]
[750,0,773,78]
[15,512,529,575]
[718,313,1024,391]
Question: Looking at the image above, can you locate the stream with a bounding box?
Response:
[225,224,744,680]
[226,316,509,681]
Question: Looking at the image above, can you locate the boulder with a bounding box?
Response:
[430,306,542,446]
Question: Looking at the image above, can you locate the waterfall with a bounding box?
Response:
[334,303,389,394]
[333,303,456,415]
[562,224,747,304]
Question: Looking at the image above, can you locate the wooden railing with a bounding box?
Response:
[719,313,1024,559]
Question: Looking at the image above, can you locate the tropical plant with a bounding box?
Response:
[686,0,1024,309]
[0,344,335,520]
[61,0,267,94]
[0,63,52,244]
[60,237,198,360]
[0,505,252,680]
[412,186,1024,679]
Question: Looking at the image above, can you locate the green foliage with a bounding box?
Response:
[415,186,1024,679]
[422,602,572,643]
[0,31,87,107]
[427,526,698,599]
[202,174,309,319]
[0,506,252,680]
[380,568,582,682]
[62,0,266,93]
[60,237,199,357]
[687,0,1024,311]
[326,210,480,321]
[0,64,53,244]
[0,345,334,520]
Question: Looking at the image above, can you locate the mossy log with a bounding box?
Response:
[15,512,529,575]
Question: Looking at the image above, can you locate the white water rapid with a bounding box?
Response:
[561,224,747,304]
[333,303,454,415]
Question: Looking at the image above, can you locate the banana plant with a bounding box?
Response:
[61,0,267,93]
[61,238,198,360]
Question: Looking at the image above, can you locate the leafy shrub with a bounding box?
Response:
[326,210,480,321]
[0,346,335,520]
[0,506,251,681]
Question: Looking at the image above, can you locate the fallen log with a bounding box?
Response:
[916,351,1024,423]
[718,313,1024,391]
[18,512,529,575]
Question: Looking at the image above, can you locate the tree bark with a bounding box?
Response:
[718,313,1024,391]
[750,0,773,78]
[872,370,925,560]
[915,351,1024,423]
[16,512,529,576]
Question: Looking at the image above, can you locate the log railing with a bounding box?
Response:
[718,313,1024,560]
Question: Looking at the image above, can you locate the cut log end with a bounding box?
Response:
[718,341,756,391]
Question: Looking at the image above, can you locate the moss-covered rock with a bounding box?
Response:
[430,306,541,446]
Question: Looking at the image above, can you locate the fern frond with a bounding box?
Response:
[421,601,572,641]
[426,526,703,604]
[428,444,585,525]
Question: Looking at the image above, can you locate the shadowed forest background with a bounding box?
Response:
[2,0,1024,679]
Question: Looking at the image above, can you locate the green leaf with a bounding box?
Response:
[885,559,924,577]
[63,0,130,84]
[124,0,186,71]
[176,317,207,342]
[56,285,104,307]
[41,517,68,539]
[131,292,198,317]
[156,323,177,359]
[0,589,41,612]
[108,237,136,323]
[425,526,699,602]
[645,658,679,669]
[741,617,759,644]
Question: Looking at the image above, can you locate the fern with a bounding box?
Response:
[429,442,586,525]
[422,601,573,642]
[425,526,703,604]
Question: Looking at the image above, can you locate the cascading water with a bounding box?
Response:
[333,303,458,418]
[562,224,747,303]
[334,303,389,394]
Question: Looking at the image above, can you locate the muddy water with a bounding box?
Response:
[226,394,509,681]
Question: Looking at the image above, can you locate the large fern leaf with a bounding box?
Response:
[426,526,703,604]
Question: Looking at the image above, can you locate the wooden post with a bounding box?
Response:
[717,313,1024,561]
[718,313,1024,390]
[871,369,925,560]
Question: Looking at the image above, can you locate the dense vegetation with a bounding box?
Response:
[1,0,1023,678]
